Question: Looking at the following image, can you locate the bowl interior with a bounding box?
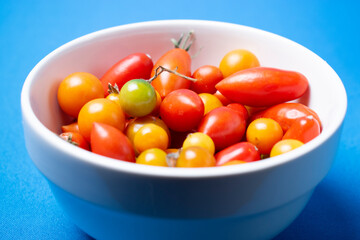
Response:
[22,20,347,175]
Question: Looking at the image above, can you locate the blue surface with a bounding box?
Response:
[1,0,359,239]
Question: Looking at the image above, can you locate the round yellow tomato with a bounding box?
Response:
[182,132,215,155]
[57,72,104,117]
[176,146,216,168]
[198,93,223,115]
[219,49,260,78]
[270,139,304,157]
[133,123,169,153]
[136,148,168,167]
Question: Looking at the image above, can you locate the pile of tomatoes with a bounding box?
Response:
[57,32,321,168]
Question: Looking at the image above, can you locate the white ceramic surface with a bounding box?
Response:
[21,20,347,240]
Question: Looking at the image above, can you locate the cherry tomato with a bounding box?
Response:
[220,160,247,166]
[182,132,215,155]
[226,103,249,121]
[90,122,135,162]
[59,132,89,150]
[215,142,260,166]
[191,65,223,94]
[57,72,104,117]
[151,48,192,98]
[106,92,121,105]
[176,146,216,168]
[61,122,79,133]
[213,90,232,105]
[198,93,223,115]
[198,106,246,151]
[100,53,153,96]
[136,148,168,167]
[125,115,170,145]
[119,79,157,117]
[246,118,283,155]
[78,98,125,141]
[262,102,322,132]
[216,67,309,107]
[283,115,321,143]
[160,89,204,132]
[270,139,304,157]
[219,49,260,78]
[133,123,169,153]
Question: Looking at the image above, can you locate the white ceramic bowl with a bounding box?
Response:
[21,20,347,240]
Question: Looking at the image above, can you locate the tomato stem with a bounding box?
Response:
[148,65,197,83]
[171,31,194,51]
[166,150,180,167]
[107,83,120,94]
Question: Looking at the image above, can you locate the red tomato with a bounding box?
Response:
[215,142,261,166]
[262,102,322,132]
[100,53,153,96]
[226,103,249,121]
[160,89,204,132]
[213,90,232,105]
[90,122,135,162]
[150,48,191,98]
[283,115,321,143]
[198,106,246,151]
[191,65,223,94]
[59,132,90,150]
[216,67,309,107]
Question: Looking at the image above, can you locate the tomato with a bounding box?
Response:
[213,90,232,105]
[198,93,223,115]
[182,132,215,155]
[246,118,284,155]
[106,92,121,105]
[57,72,104,117]
[219,49,260,78]
[270,139,304,157]
[226,103,249,121]
[283,115,321,143]
[61,122,79,133]
[160,89,204,132]
[136,148,168,167]
[215,142,260,166]
[198,106,246,151]
[125,116,170,145]
[59,132,89,150]
[220,160,247,166]
[119,79,157,117]
[216,67,309,107]
[150,48,192,98]
[150,90,162,116]
[133,123,169,153]
[176,146,216,168]
[262,102,322,132]
[90,122,135,162]
[100,53,153,96]
[78,98,125,141]
[191,65,223,94]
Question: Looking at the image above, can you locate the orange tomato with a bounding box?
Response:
[219,49,260,78]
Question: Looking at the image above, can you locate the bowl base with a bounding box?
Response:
[50,182,313,240]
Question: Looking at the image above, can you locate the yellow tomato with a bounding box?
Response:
[176,146,216,168]
[198,93,223,115]
[182,132,215,155]
[136,148,168,167]
[270,139,304,157]
[133,123,169,153]
[219,49,260,78]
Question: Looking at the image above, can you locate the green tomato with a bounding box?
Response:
[119,79,157,117]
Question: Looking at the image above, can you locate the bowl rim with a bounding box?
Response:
[21,19,347,179]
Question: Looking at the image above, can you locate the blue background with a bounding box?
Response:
[1,0,359,239]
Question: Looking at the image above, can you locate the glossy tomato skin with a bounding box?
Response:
[100,53,153,96]
[215,142,261,166]
[226,103,249,121]
[198,106,246,151]
[262,102,322,132]
[160,89,204,132]
[191,65,223,94]
[216,67,309,107]
[59,132,90,150]
[90,122,135,163]
[219,49,260,78]
[283,115,321,143]
[151,48,191,98]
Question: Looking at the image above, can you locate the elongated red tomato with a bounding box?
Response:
[215,142,260,166]
[100,53,153,96]
[91,122,135,162]
[198,106,246,151]
[262,102,322,132]
[283,115,321,143]
[216,67,309,107]
[151,48,191,98]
